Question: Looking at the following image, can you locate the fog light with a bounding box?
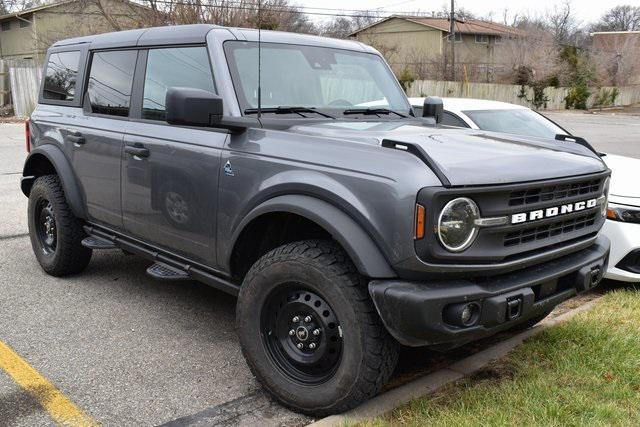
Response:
[461,305,474,324]
[443,302,481,328]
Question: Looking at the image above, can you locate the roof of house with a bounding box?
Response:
[351,15,524,37]
[590,31,640,36]
[0,0,145,21]
[0,0,75,20]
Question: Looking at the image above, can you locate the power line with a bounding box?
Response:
[130,0,438,19]
[131,0,518,33]
[142,0,429,15]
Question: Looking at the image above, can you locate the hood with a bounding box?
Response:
[603,153,640,204]
[290,120,607,186]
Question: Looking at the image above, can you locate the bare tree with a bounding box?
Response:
[592,5,640,32]
[592,32,640,85]
[498,8,521,27]
[546,0,580,45]
[496,25,561,83]
[434,5,476,20]
[81,0,319,34]
[319,11,380,39]
[319,17,355,39]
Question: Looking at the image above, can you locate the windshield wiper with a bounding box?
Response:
[244,106,335,119]
[342,108,407,118]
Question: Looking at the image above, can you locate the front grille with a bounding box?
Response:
[416,171,609,265]
[508,178,603,207]
[504,212,598,247]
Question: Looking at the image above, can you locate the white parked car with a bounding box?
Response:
[600,154,640,282]
[409,97,640,282]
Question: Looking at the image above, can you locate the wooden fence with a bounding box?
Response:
[407,80,640,110]
[3,63,640,116]
[3,59,42,118]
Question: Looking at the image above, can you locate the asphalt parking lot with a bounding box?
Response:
[0,110,638,426]
[543,110,640,159]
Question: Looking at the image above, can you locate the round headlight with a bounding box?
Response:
[438,197,480,252]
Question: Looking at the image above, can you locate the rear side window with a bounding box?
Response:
[43,51,81,101]
[142,47,215,121]
[87,50,137,117]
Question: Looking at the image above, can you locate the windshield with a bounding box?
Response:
[224,41,410,116]
[463,109,566,139]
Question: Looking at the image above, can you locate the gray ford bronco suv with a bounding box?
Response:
[23,24,610,415]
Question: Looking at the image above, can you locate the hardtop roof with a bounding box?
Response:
[51,24,375,53]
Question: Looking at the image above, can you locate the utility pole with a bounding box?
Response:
[449,0,455,81]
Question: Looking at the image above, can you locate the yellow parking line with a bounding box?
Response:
[0,340,98,426]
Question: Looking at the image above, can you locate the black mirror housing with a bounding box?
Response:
[423,96,444,123]
[166,87,223,127]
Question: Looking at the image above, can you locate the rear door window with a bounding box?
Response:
[141,46,215,121]
[87,50,137,117]
[43,51,81,101]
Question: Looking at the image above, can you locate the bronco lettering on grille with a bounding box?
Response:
[511,198,598,224]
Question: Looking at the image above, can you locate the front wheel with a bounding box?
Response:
[236,240,398,416]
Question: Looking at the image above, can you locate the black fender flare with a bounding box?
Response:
[21,145,86,219]
[229,194,397,278]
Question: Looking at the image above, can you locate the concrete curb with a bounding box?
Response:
[308,298,601,427]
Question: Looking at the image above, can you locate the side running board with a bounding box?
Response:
[82,225,240,296]
[82,235,116,249]
[381,139,451,187]
[147,262,190,281]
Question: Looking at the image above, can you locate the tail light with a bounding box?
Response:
[25,119,31,153]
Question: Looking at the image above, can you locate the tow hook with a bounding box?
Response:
[590,266,602,287]
[506,297,523,321]
[577,263,605,291]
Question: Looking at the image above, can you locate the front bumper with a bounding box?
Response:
[369,235,610,348]
[602,219,640,282]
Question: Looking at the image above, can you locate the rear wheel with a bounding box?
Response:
[28,175,92,276]
[236,240,398,416]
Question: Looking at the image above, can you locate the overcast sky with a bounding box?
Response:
[295,0,640,25]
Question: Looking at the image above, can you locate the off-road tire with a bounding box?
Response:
[236,239,398,416]
[28,175,92,276]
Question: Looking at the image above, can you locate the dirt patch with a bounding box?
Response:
[0,116,24,123]
[469,362,517,382]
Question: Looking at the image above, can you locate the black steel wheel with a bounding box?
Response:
[262,286,342,385]
[27,175,92,276]
[34,199,57,254]
[236,240,398,416]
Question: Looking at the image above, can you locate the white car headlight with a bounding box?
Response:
[607,204,640,224]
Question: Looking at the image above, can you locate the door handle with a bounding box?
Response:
[124,145,150,158]
[67,131,85,146]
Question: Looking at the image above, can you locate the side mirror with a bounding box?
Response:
[423,96,444,123]
[166,87,223,127]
